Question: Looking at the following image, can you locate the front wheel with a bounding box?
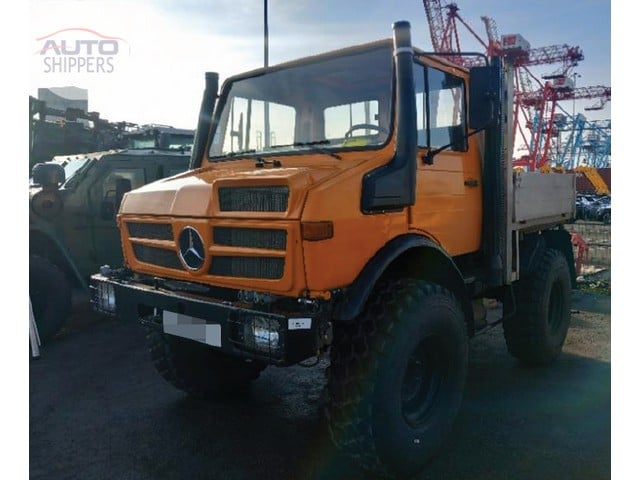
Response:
[29,254,72,342]
[503,248,572,365]
[325,279,468,478]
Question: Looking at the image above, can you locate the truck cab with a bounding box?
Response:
[29,131,193,341]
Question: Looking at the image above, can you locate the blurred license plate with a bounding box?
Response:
[162,311,221,347]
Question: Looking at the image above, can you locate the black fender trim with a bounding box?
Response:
[542,228,578,288]
[29,227,86,290]
[519,229,577,289]
[334,234,473,331]
[519,233,546,277]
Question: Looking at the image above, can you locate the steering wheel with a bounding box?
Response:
[344,123,388,138]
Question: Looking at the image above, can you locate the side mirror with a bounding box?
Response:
[469,64,499,130]
[32,163,65,190]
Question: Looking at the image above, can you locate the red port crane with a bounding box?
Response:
[421,1,609,170]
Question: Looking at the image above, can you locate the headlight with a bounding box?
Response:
[231,315,283,357]
[245,316,282,355]
[95,281,116,313]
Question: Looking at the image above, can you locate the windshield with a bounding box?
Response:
[208,45,393,159]
[127,133,193,150]
[129,137,156,149]
[60,158,89,179]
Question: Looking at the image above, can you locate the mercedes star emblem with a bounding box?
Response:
[178,226,205,270]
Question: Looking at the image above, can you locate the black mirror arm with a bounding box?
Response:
[422,127,487,165]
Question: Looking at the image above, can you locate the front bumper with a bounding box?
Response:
[89,273,326,366]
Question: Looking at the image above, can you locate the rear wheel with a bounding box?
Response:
[146,327,266,400]
[504,248,572,365]
[29,254,72,342]
[325,279,468,478]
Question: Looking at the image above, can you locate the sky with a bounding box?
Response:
[27,0,612,130]
[7,1,635,477]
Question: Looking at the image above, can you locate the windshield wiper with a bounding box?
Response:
[268,141,342,160]
[293,141,341,160]
[210,149,257,162]
[225,149,256,157]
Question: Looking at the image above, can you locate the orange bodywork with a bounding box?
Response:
[411,145,483,254]
[118,56,483,299]
[119,149,483,298]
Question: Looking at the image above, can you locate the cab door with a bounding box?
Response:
[88,160,149,270]
[409,61,482,256]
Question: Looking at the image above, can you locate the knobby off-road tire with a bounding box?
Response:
[146,327,266,400]
[325,279,468,479]
[504,248,572,366]
[29,254,72,342]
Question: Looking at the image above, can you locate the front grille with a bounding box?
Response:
[127,222,173,241]
[219,186,289,212]
[133,244,183,270]
[210,256,284,279]
[213,227,287,250]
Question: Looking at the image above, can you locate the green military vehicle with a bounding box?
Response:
[29,126,193,341]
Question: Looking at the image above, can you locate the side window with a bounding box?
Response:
[414,63,467,151]
[102,168,146,202]
[414,64,427,146]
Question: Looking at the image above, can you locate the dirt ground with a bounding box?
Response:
[29,283,611,480]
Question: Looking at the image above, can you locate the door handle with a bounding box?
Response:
[464,179,479,187]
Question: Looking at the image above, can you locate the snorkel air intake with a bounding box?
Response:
[189,72,219,169]
[361,21,417,212]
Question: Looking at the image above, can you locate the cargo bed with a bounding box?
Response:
[512,172,576,232]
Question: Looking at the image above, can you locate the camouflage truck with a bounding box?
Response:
[29,127,193,340]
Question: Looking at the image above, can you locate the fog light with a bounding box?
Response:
[243,316,282,355]
[96,282,116,313]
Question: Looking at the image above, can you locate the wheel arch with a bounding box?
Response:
[333,234,474,335]
[29,227,86,290]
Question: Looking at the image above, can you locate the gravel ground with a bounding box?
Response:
[29,285,611,480]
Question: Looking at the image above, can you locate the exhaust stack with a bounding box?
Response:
[189,72,219,169]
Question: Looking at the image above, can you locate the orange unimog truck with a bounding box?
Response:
[91,21,576,478]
